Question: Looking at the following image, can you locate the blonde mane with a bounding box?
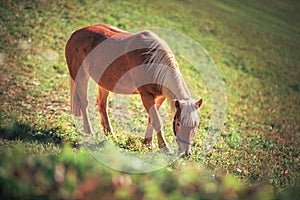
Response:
[140,31,191,102]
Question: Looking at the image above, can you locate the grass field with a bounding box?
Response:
[0,0,299,199]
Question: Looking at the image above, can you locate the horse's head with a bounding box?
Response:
[173,98,203,157]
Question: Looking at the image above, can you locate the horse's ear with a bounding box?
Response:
[175,100,181,110]
[196,98,203,109]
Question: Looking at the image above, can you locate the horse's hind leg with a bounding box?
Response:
[96,86,113,135]
[73,69,94,135]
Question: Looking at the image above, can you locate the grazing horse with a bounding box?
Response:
[65,24,202,156]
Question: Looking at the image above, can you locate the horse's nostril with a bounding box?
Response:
[179,152,187,158]
[178,149,192,158]
[186,148,192,156]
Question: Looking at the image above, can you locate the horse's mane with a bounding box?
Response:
[140,31,191,103]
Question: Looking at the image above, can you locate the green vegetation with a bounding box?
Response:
[0,0,299,199]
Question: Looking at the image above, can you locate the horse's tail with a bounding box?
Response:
[70,77,81,117]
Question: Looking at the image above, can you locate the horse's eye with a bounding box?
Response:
[177,123,181,127]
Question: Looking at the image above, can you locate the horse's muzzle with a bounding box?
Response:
[178,147,192,158]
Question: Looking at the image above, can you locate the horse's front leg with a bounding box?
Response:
[140,93,169,151]
[144,117,154,149]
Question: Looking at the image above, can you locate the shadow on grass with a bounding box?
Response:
[0,120,63,145]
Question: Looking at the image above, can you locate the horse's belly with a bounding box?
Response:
[99,77,139,94]
[91,64,140,95]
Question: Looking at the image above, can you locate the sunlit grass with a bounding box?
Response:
[0,0,299,198]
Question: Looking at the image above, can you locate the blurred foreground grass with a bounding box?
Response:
[1,144,298,200]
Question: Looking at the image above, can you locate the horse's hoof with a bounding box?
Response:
[143,143,153,150]
[160,146,171,154]
[143,138,153,150]
[146,144,154,150]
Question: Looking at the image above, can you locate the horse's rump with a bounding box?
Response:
[65,24,133,81]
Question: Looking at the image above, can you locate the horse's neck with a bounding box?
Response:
[162,68,191,101]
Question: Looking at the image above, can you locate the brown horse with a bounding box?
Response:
[65,24,202,156]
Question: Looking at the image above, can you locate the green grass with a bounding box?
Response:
[0,0,299,199]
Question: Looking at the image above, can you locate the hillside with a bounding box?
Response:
[0,0,299,199]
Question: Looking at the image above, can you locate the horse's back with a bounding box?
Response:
[65,24,169,94]
[65,24,132,80]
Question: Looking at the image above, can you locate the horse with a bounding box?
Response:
[65,24,202,157]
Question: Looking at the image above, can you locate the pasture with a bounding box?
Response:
[0,0,299,199]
